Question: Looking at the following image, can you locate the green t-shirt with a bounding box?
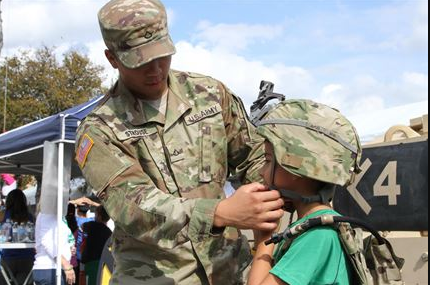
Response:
[270,209,351,285]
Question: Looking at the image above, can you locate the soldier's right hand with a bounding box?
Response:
[213,183,284,231]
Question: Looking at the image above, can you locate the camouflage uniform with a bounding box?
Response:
[76,70,264,284]
[75,1,266,283]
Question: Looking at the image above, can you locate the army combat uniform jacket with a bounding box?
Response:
[75,70,264,285]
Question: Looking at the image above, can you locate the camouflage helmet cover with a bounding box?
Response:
[98,0,176,69]
[257,100,362,187]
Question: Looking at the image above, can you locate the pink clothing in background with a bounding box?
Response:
[1,174,15,185]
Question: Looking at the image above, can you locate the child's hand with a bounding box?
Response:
[253,229,274,246]
[70,245,77,256]
[253,216,282,245]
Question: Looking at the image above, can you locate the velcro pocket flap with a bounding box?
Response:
[81,135,132,194]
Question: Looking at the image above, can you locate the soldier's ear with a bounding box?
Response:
[105,49,119,69]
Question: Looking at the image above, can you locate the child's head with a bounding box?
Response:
[77,205,90,216]
[95,206,110,223]
[256,100,362,212]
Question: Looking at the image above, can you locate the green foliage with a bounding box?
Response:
[0,46,108,131]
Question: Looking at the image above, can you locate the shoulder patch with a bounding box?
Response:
[76,134,94,169]
[185,103,222,125]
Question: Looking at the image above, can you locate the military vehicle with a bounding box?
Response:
[334,114,428,284]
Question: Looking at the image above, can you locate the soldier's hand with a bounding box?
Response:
[213,183,284,231]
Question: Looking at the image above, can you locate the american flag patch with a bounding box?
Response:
[76,134,94,169]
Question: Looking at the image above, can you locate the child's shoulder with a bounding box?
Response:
[301,225,339,239]
[288,225,341,256]
[294,212,341,245]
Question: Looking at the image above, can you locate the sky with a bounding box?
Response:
[1,0,428,141]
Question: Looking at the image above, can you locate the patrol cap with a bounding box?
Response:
[98,0,176,69]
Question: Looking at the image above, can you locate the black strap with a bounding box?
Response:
[266,215,385,246]
[276,184,336,205]
[278,189,322,204]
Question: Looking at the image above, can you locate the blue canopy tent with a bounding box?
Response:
[0,95,103,284]
[0,95,103,176]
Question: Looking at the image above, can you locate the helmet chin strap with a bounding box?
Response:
[269,158,335,205]
[277,187,335,205]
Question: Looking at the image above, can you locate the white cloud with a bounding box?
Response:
[371,0,428,52]
[2,0,103,49]
[409,0,428,51]
[349,100,428,142]
[171,35,427,141]
[350,96,385,116]
[300,0,428,53]
[403,72,428,87]
[85,41,119,86]
[397,72,429,102]
[192,22,284,53]
[311,72,427,117]
[317,84,346,110]
[172,41,314,108]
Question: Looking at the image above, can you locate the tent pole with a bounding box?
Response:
[57,142,64,285]
[2,62,7,133]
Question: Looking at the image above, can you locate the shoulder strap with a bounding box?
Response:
[337,222,405,285]
[271,214,338,264]
[266,215,405,285]
[337,222,374,285]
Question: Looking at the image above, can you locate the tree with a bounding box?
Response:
[0,46,108,131]
[0,0,3,57]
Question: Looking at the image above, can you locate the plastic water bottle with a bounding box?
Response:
[12,223,18,242]
[3,219,12,242]
[18,223,27,242]
[26,222,35,242]
[0,224,4,243]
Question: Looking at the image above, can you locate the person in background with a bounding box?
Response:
[69,196,100,229]
[75,204,92,272]
[0,198,5,223]
[0,174,16,199]
[68,196,101,285]
[81,206,112,285]
[32,213,76,285]
[65,203,78,235]
[75,205,93,229]
[0,189,35,285]
[65,203,79,285]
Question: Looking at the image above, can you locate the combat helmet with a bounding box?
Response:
[256,99,362,205]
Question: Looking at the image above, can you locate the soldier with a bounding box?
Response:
[75,0,284,284]
[247,100,362,285]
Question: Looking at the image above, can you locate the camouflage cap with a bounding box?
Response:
[257,99,362,187]
[98,0,176,69]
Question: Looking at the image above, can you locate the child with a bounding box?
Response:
[248,99,362,285]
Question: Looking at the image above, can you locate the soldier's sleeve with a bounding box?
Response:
[75,118,221,243]
[219,82,265,185]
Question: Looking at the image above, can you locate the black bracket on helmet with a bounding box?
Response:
[250,81,286,126]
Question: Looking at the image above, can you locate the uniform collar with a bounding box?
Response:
[117,70,192,129]
[165,70,193,131]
